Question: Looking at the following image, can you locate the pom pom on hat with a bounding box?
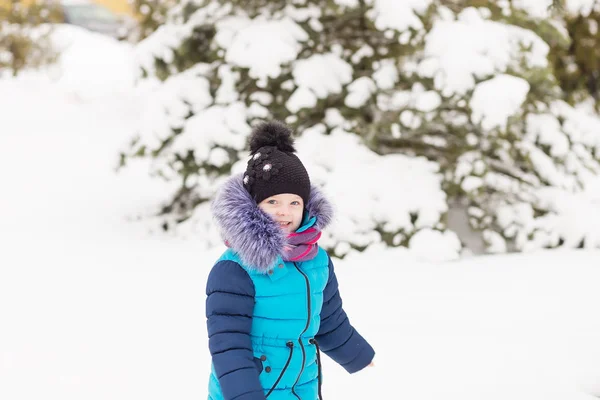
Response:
[249,120,297,153]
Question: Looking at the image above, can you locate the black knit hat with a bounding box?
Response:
[243,121,311,205]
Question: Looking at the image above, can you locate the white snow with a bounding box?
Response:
[48,25,137,100]
[377,83,442,115]
[291,53,353,98]
[414,90,442,112]
[483,229,508,253]
[525,113,570,158]
[367,0,433,32]
[134,2,231,78]
[286,86,318,113]
[324,108,347,128]
[295,126,450,252]
[508,0,599,19]
[249,91,274,105]
[524,144,571,188]
[351,45,374,64]
[565,0,600,15]
[173,102,251,156]
[512,0,554,19]
[345,77,376,108]
[247,102,270,119]
[461,175,484,192]
[554,101,600,154]
[207,147,230,168]
[400,109,422,129]
[470,74,530,131]
[215,64,239,104]
[421,8,549,96]
[496,185,600,252]
[408,228,462,261]
[3,17,600,400]
[282,3,322,22]
[216,16,309,80]
[332,0,359,7]
[372,59,399,90]
[287,52,355,112]
[134,64,214,150]
[508,0,600,18]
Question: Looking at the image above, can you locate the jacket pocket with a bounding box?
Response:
[253,356,264,373]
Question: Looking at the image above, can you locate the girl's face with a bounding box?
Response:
[258,193,304,234]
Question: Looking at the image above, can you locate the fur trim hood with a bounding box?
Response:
[211,174,333,272]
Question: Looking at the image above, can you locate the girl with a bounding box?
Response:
[207,121,375,400]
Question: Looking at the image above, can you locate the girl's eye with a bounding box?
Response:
[268,200,277,205]
[291,201,300,206]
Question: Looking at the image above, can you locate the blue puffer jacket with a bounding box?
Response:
[207,175,375,400]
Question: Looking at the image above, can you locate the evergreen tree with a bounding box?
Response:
[121,0,600,255]
[550,7,600,108]
[0,0,60,76]
[127,0,177,40]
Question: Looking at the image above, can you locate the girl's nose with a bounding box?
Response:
[276,207,288,216]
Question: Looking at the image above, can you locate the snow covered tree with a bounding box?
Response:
[0,0,60,76]
[127,0,176,41]
[550,6,600,108]
[121,0,600,257]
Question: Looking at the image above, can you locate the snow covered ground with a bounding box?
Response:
[1,26,600,400]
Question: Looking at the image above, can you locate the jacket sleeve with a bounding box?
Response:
[315,256,375,374]
[206,260,266,400]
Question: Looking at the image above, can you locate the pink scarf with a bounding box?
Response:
[282,227,322,262]
[224,227,322,265]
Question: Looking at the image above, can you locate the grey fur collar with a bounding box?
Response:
[211,174,333,272]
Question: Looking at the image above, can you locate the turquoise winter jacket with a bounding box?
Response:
[207,175,375,400]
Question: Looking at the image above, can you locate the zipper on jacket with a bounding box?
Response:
[291,262,311,399]
[265,341,294,398]
[309,338,323,400]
